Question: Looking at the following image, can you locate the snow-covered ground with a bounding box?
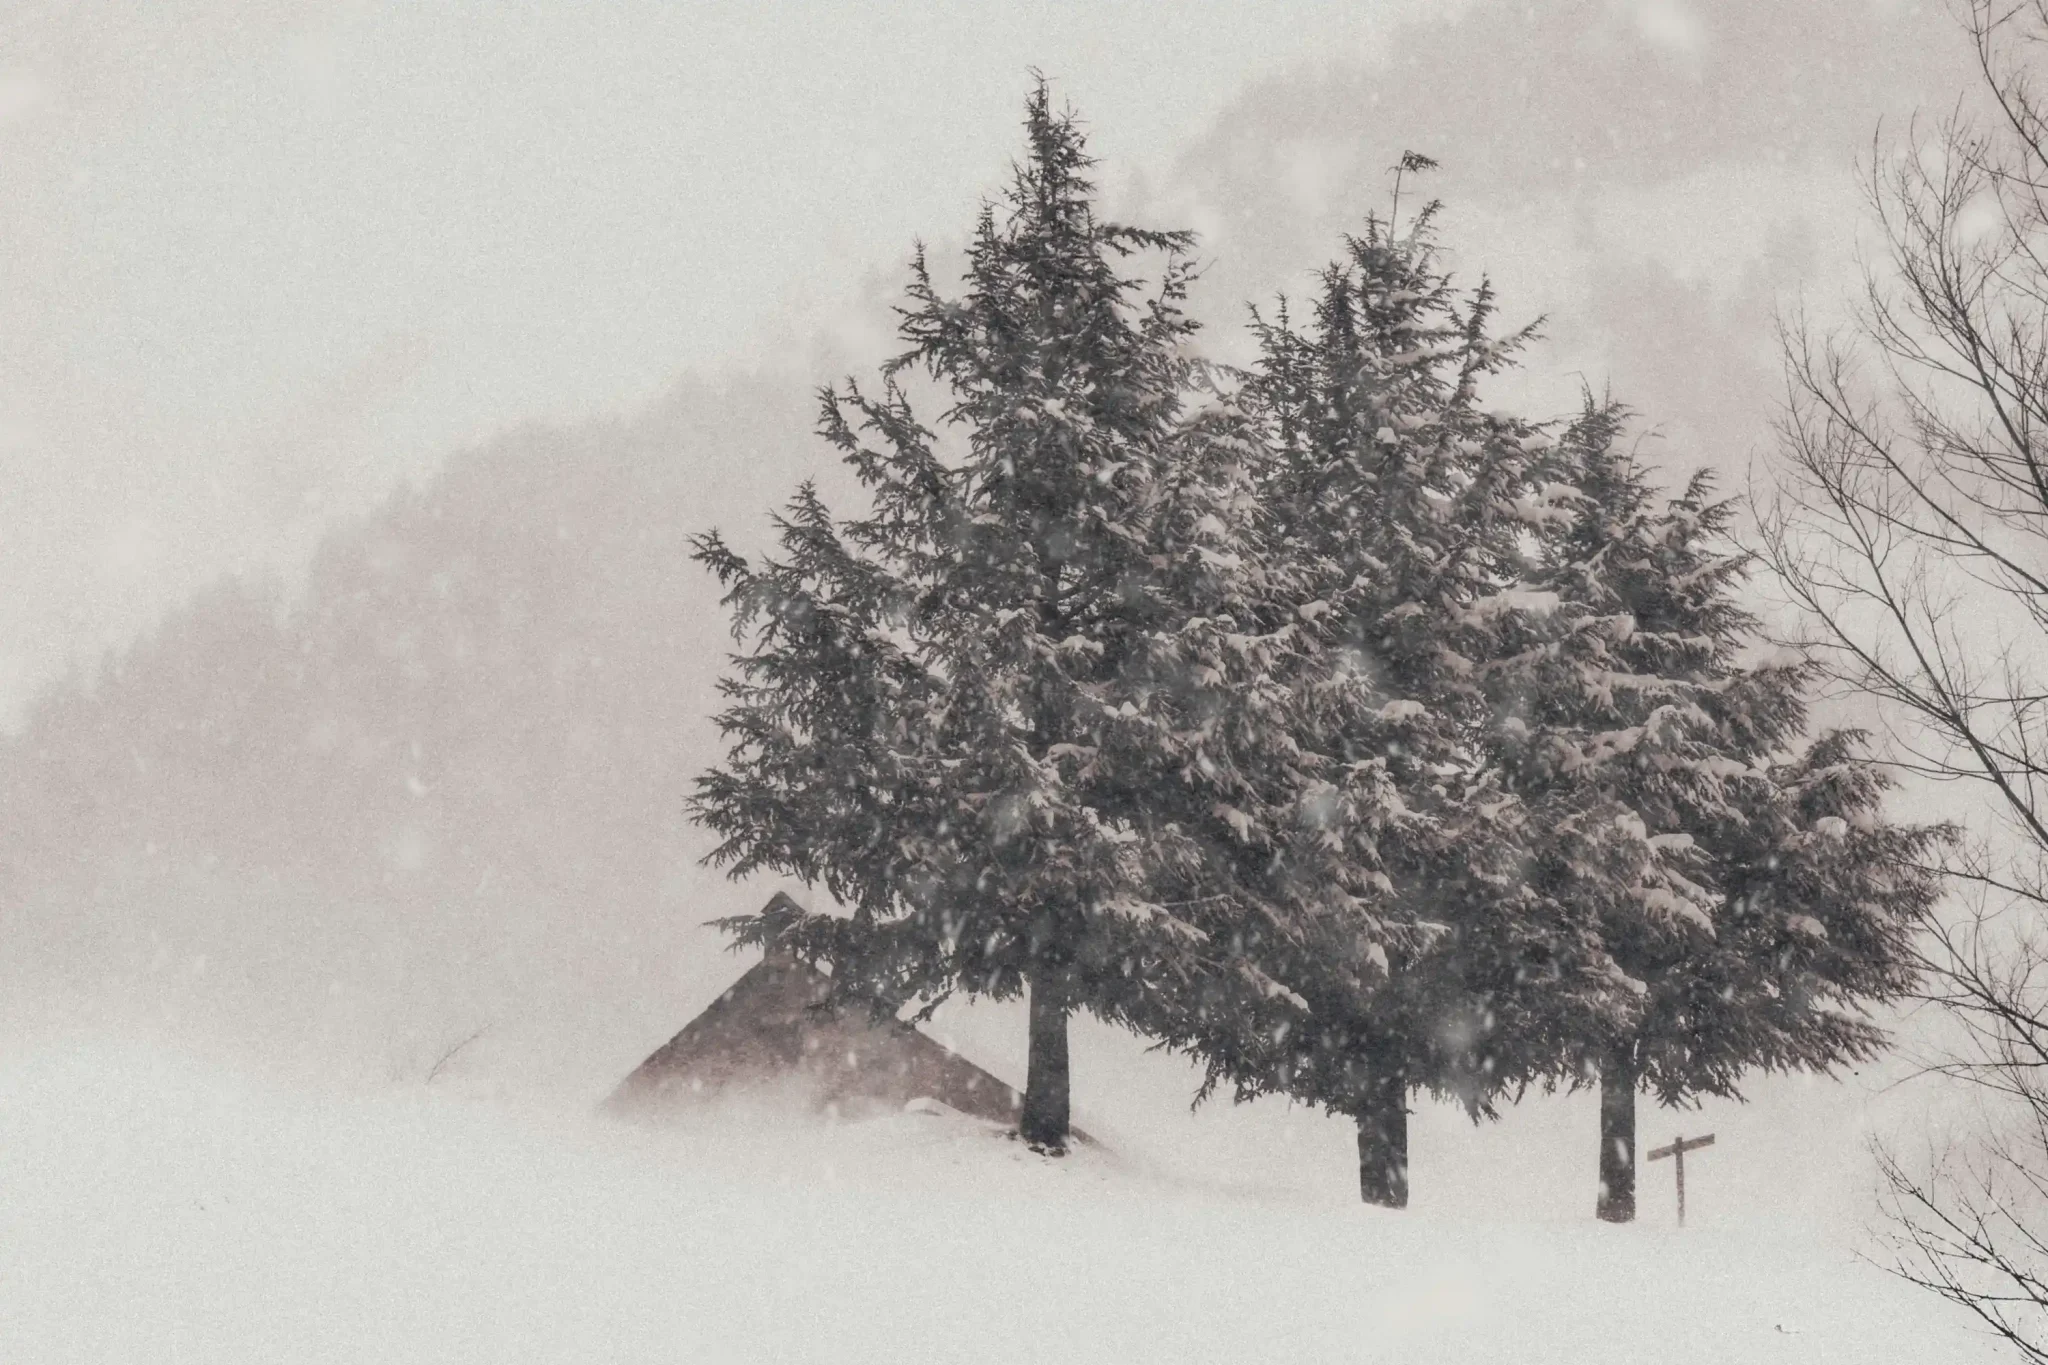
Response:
[0,1036,2004,1364]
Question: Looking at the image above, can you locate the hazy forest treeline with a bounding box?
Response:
[0,373,849,1091]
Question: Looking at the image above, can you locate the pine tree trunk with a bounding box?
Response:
[1596,1042,1638,1223]
[1355,1068,1409,1208]
[1019,965,1070,1153]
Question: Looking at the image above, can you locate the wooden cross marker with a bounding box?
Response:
[1646,1132,1715,1226]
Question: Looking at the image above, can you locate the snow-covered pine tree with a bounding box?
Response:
[1508,404,1947,1221]
[690,85,1331,1154]
[1485,399,1759,1221]
[1134,182,1598,1208]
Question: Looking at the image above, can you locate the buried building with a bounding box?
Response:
[606,893,1026,1127]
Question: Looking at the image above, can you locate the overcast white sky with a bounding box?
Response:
[0,0,1971,725]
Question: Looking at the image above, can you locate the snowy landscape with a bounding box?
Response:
[10,1,2048,1362]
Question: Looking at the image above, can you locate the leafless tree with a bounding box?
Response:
[1762,3,2048,1355]
[1873,894,2048,1360]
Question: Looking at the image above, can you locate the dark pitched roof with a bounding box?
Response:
[606,894,1025,1128]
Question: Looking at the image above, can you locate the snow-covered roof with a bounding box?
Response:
[605,895,1027,1130]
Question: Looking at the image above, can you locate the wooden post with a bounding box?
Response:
[1646,1133,1715,1227]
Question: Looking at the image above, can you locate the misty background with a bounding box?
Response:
[0,0,1982,1211]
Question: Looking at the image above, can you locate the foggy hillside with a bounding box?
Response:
[0,369,852,1100]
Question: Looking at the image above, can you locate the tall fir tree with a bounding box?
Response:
[1508,403,1947,1221]
[691,86,1347,1153]
[1133,181,1617,1207]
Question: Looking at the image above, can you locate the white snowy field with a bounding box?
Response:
[0,1037,2004,1365]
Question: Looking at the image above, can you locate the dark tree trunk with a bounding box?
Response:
[1597,1042,1638,1223]
[1019,965,1070,1153]
[1356,1068,1409,1208]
